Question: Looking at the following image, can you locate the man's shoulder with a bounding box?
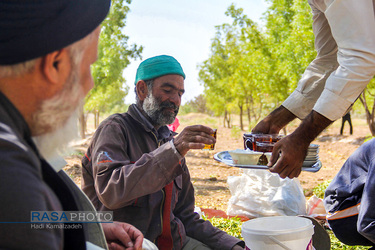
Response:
[0,119,36,159]
[97,112,130,128]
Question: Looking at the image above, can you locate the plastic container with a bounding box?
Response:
[242,216,314,250]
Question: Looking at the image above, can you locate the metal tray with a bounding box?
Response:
[213,151,322,172]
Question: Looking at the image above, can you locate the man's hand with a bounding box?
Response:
[252,106,296,134]
[267,133,310,178]
[102,222,144,250]
[267,111,332,178]
[173,125,216,156]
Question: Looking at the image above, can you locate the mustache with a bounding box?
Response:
[160,101,179,112]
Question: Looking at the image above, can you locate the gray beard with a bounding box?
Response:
[142,92,178,127]
[32,63,83,161]
[33,108,80,161]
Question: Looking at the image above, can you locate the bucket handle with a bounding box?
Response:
[267,236,292,250]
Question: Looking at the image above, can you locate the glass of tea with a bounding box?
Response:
[243,133,255,150]
[252,134,272,150]
[270,134,284,143]
[254,141,275,152]
[202,129,217,151]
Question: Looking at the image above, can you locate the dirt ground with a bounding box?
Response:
[64,114,370,212]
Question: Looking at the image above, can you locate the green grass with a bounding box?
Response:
[312,180,331,199]
[329,231,371,250]
[205,215,243,240]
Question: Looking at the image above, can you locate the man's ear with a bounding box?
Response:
[136,80,149,101]
[40,48,71,86]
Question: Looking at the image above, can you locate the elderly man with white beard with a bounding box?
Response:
[0,0,143,249]
[81,55,245,250]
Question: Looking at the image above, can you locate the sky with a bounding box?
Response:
[122,0,269,105]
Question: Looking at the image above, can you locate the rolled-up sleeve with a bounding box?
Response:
[284,0,375,121]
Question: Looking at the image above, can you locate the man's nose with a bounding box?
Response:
[169,93,181,106]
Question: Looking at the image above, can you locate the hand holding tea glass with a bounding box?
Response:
[173,125,216,157]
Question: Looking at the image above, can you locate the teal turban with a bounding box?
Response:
[134,55,185,85]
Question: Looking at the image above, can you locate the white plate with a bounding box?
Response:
[214,151,322,172]
[308,144,320,149]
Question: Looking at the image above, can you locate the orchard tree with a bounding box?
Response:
[80,0,143,137]
[263,0,315,101]
[359,79,375,136]
[199,4,268,129]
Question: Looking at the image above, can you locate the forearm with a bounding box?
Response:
[95,143,183,209]
[291,110,332,144]
[252,105,296,134]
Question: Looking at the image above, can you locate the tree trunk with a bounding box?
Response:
[224,110,231,128]
[359,91,375,136]
[96,110,100,129]
[94,110,101,129]
[223,110,227,128]
[246,97,251,126]
[239,104,243,131]
[78,106,86,139]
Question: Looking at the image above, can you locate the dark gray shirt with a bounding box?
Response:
[0,92,89,249]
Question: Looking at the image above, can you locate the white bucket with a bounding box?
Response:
[242,216,314,250]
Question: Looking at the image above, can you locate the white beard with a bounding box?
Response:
[32,107,80,161]
[32,59,83,161]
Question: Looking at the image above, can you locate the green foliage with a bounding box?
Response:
[85,0,143,114]
[107,102,129,114]
[364,136,375,143]
[231,126,242,138]
[312,180,331,199]
[199,1,315,122]
[180,95,212,115]
[358,77,375,136]
[205,215,243,239]
[69,151,84,157]
[178,115,218,127]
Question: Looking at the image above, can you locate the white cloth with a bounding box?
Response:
[283,0,375,121]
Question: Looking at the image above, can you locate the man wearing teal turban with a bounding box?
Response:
[82,55,245,250]
[134,55,186,85]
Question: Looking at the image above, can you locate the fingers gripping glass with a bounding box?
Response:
[202,129,217,151]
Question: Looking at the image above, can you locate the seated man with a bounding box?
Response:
[324,138,375,247]
[0,0,143,249]
[82,55,245,249]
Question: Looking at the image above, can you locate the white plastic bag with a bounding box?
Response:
[306,194,327,220]
[227,169,306,218]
